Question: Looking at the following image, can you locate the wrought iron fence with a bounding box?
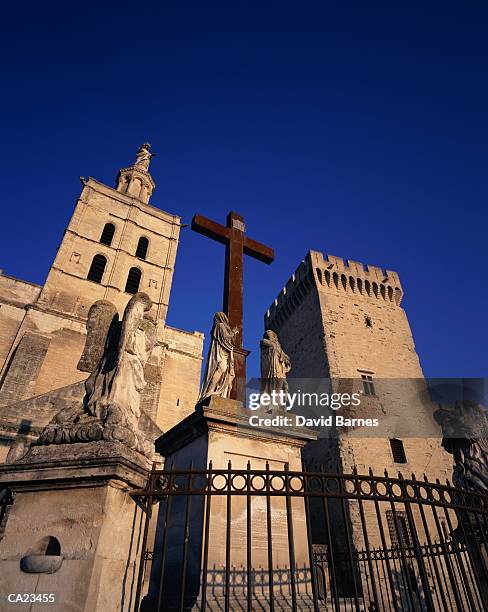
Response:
[131,463,488,611]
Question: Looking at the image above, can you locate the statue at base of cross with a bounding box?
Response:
[260,329,291,413]
[191,211,274,403]
[198,312,239,403]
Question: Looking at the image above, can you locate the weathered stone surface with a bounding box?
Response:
[265,250,455,549]
[36,293,162,458]
[0,440,151,490]
[0,381,86,464]
[0,331,51,407]
[0,381,163,466]
[0,444,150,612]
[20,554,63,574]
[265,250,454,480]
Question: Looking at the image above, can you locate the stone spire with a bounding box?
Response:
[116,143,156,204]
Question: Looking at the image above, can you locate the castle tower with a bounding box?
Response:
[264,249,453,482]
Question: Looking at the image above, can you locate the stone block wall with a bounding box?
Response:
[265,249,454,547]
[0,274,41,372]
[157,326,204,432]
[37,178,181,325]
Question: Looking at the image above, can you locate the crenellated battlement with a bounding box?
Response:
[265,250,404,328]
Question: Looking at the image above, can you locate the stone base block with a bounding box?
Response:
[0,441,151,611]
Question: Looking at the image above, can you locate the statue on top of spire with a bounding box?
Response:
[134,143,154,171]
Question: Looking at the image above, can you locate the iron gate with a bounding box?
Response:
[131,463,488,611]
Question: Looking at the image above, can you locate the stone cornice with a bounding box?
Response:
[117,165,156,189]
[0,273,42,289]
[156,397,316,457]
[0,440,151,491]
[0,296,35,310]
[75,201,180,242]
[83,178,182,225]
[165,346,203,360]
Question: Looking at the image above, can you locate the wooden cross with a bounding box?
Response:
[191,211,274,402]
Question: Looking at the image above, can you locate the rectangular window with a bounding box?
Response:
[386,510,412,548]
[390,438,407,464]
[361,374,376,396]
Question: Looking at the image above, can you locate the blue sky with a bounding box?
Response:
[1,1,487,377]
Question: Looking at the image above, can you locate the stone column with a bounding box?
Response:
[0,441,151,612]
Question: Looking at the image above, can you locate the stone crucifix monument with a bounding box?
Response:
[191,211,274,403]
[146,216,317,609]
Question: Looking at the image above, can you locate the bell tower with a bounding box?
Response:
[115,142,156,204]
[0,143,204,436]
[37,144,179,325]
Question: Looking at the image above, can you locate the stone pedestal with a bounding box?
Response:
[146,397,317,609]
[0,441,151,612]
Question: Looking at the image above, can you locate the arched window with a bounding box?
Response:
[125,267,141,294]
[136,237,149,260]
[100,223,115,246]
[87,255,107,283]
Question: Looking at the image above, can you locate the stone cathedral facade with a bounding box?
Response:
[0,146,203,463]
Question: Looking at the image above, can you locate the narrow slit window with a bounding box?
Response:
[125,267,142,294]
[87,255,107,284]
[136,237,149,260]
[390,438,407,464]
[361,374,376,396]
[100,223,115,246]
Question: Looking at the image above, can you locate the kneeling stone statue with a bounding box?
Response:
[38,292,160,457]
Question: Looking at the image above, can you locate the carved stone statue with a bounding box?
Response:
[198,312,238,402]
[260,330,291,411]
[38,293,160,457]
[134,143,154,170]
[434,400,488,493]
